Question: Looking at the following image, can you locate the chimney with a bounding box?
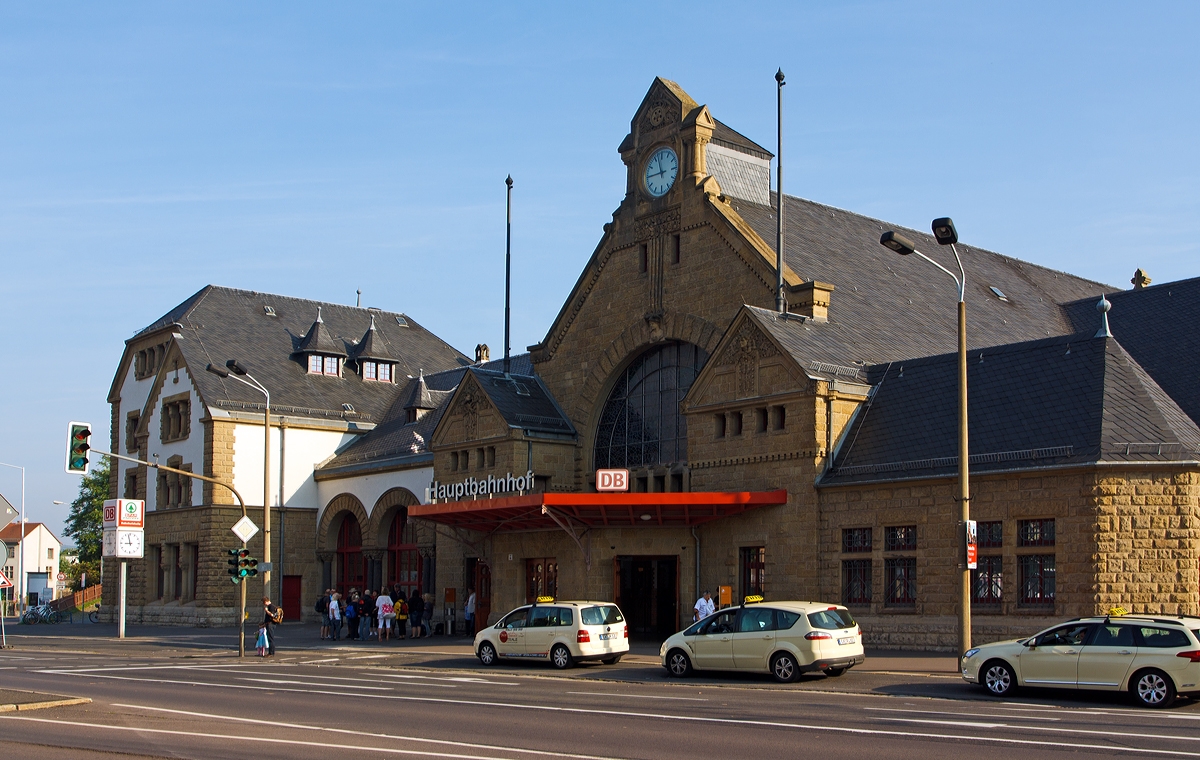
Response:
[788,281,834,322]
[1131,268,1151,289]
[475,344,490,364]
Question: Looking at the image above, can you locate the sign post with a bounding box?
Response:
[103,500,145,639]
[231,516,259,658]
[0,569,11,648]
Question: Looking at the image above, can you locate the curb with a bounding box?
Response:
[0,697,92,713]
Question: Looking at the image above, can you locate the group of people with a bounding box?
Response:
[315,587,434,642]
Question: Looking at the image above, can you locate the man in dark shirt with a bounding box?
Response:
[262,596,280,656]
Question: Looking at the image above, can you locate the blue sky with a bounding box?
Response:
[2,2,1197,537]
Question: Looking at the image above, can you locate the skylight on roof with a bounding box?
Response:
[396,316,409,327]
[989,286,1009,302]
[264,305,277,317]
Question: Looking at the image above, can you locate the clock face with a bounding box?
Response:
[117,530,144,558]
[644,147,678,198]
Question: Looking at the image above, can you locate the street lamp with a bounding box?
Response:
[0,462,25,615]
[206,361,274,601]
[879,219,971,661]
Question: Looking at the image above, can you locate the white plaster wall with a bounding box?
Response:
[141,368,206,511]
[13,525,63,600]
[114,358,156,506]
[233,424,355,509]
[315,466,432,524]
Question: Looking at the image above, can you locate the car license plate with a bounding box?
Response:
[599,633,616,640]
[838,637,855,645]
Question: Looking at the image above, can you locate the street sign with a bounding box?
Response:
[0,571,11,589]
[57,572,66,582]
[0,493,17,531]
[965,519,978,570]
[596,469,629,492]
[231,515,259,544]
[104,499,144,529]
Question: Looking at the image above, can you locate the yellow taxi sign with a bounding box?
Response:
[535,595,556,603]
[1108,606,1129,617]
[743,594,764,605]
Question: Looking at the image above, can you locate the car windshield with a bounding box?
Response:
[580,605,624,626]
[807,609,855,630]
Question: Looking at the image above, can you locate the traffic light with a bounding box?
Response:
[227,548,259,583]
[239,553,259,579]
[227,548,243,584]
[66,421,92,474]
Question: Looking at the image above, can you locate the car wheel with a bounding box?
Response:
[1131,669,1176,708]
[982,660,1016,697]
[666,649,693,677]
[551,644,573,670]
[770,652,800,683]
[822,667,846,678]
[601,655,622,665]
[478,642,497,666]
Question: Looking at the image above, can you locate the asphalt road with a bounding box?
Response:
[2,626,1199,759]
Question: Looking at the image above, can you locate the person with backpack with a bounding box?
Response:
[345,591,359,640]
[315,589,331,640]
[408,589,425,640]
[261,596,282,657]
[376,588,394,642]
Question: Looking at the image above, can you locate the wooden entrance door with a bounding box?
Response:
[281,575,302,621]
[473,562,491,634]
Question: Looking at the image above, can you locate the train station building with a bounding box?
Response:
[105,77,1200,649]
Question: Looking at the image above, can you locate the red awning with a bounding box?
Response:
[408,490,788,533]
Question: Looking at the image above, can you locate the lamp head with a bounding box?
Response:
[205,363,231,379]
[879,230,917,256]
[931,217,958,246]
[225,359,248,376]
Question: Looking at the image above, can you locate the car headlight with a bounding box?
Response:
[962,648,980,659]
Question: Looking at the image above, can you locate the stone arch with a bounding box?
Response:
[316,493,369,554]
[366,487,421,549]
[575,310,724,471]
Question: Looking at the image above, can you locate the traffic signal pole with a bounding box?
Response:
[75,443,249,656]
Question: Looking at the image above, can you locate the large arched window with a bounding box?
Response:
[387,511,422,599]
[593,341,708,470]
[336,515,365,598]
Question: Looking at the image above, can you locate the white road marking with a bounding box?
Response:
[38,670,1200,757]
[236,677,417,690]
[866,707,1061,721]
[0,715,620,760]
[566,691,708,702]
[345,654,390,660]
[880,716,1200,744]
[111,703,619,760]
[299,657,340,664]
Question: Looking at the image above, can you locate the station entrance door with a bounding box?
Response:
[613,556,678,640]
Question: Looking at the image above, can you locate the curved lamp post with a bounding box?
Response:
[879,219,971,661]
[206,361,273,602]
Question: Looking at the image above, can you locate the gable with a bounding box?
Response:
[430,372,510,447]
[683,308,811,410]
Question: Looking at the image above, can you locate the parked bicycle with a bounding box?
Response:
[20,603,61,624]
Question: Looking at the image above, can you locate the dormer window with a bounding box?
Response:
[362,361,393,383]
[308,355,341,376]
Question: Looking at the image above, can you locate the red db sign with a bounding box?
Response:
[596,469,629,492]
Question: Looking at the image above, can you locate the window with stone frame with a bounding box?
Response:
[1019,554,1055,607]
[972,555,1003,607]
[842,527,872,553]
[124,470,139,500]
[740,546,766,598]
[308,355,342,376]
[885,525,917,552]
[361,360,394,383]
[978,520,1003,549]
[134,341,171,380]
[842,559,872,605]
[156,456,192,509]
[1018,518,1055,547]
[125,412,141,453]
[884,557,917,607]
[160,394,191,443]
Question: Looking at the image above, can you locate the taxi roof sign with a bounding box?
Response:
[535,595,556,604]
[743,594,765,605]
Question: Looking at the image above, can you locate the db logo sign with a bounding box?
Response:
[596,469,629,492]
[499,631,508,643]
[103,505,117,524]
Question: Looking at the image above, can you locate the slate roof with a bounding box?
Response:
[130,286,469,424]
[1061,277,1200,428]
[819,332,1200,486]
[295,308,347,356]
[353,315,398,363]
[467,367,576,437]
[712,119,772,160]
[735,194,1112,366]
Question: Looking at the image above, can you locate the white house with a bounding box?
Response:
[1,522,64,603]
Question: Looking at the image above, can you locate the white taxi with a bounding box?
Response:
[474,598,629,669]
[961,612,1200,707]
[660,598,865,683]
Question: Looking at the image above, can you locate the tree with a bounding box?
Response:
[63,458,108,564]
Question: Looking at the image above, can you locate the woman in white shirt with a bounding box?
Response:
[376,589,394,642]
[328,592,343,641]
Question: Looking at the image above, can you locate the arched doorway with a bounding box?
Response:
[336,515,365,598]
[388,510,422,599]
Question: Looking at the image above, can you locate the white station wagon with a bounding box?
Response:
[475,599,629,669]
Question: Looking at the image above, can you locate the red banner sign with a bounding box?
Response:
[596,469,629,492]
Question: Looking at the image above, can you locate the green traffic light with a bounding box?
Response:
[66,422,92,474]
